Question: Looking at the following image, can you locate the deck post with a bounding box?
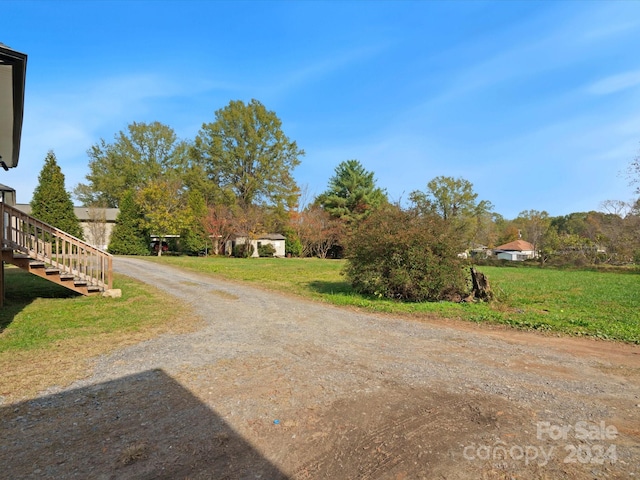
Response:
[0,257,4,307]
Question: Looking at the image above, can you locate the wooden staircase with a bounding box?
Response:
[1,203,112,298]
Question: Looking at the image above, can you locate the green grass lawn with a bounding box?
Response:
[0,267,198,401]
[0,269,193,353]
[146,256,640,343]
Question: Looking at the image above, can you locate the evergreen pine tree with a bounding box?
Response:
[31,150,84,239]
[108,190,150,255]
[316,159,387,226]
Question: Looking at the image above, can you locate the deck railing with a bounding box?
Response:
[1,203,112,290]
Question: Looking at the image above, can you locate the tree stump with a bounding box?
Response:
[470,267,493,302]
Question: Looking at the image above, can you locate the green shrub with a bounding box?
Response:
[258,243,276,257]
[282,226,302,257]
[232,243,254,258]
[344,205,468,302]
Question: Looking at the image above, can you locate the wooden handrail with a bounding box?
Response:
[1,203,113,290]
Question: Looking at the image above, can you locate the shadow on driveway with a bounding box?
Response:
[0,369,288,479]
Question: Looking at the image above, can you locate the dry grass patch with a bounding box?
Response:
[120,442,150,465]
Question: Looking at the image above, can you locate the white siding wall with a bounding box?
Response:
[271,240,285,257]
[255,239,285,257]
[226,237,286,257]
[496,250,535,261]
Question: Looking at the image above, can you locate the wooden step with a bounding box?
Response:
[1,205,112,297]
[12,255,96,291]
[3,251,106,296]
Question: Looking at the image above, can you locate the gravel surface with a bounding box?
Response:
[1,256,639,479]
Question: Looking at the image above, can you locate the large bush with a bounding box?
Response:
[344,205,468,302]
[232,243,255,258]
[283,227,303,257]
[258,243,276,257]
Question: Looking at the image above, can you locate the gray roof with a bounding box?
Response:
[15,204,120,222]
[259,233,286,240]
[231,232,286,241]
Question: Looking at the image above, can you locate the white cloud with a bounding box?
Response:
[255,44,387,102]
[586,70,640,96]
[3,72,216,202]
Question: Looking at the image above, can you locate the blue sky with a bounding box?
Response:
[2,0,640,218]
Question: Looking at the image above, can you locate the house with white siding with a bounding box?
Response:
[492,239,536,261]
[226,233,286,257]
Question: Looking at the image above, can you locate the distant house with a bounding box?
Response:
[15,204,119,251]
[225,233,286,257]
[492,239,536,261]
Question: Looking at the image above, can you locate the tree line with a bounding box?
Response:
[29,98,640,297]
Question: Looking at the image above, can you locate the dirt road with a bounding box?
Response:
[2,257,639,479]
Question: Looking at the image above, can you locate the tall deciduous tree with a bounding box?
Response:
[514,210,551,251]
[193,99,303,217]
[136,179,193,256]
[31,150,84,239]
[471,211,502,248]
[296,204,345,258]
[316,159,387,226]
[410,176,492,249]
[203,204,235,255]
[551,212,585,236]
[410,176,490,221]
[230,204,265,257]
[75,121,190,207]
[108,190,149,255]
[497,224,521,245]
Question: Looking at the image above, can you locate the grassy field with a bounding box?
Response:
[147,255,640,343]
[0,267,200,402]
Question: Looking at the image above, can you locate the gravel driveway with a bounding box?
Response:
[2,256,639,479]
